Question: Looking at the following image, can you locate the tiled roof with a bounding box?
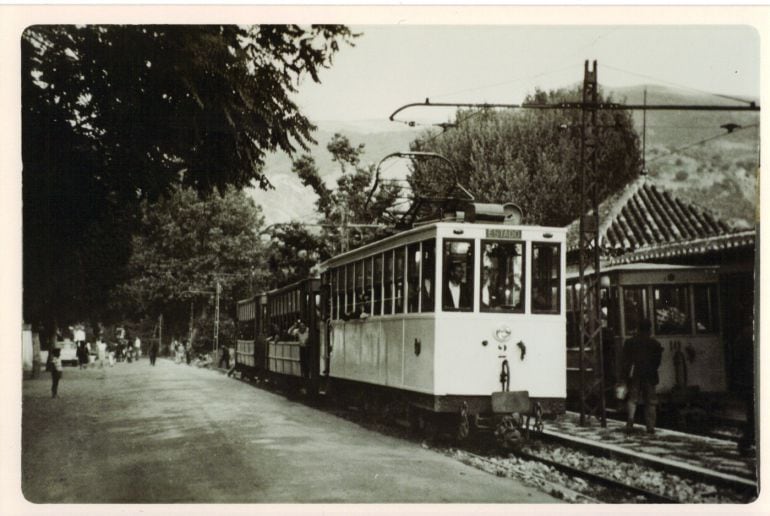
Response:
[608,230,755,265]
[566,175,752,260]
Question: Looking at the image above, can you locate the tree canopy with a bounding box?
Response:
[116,186,267,343]
[408,87,642,226]
[22,25,356,337]
[290,133,401,255]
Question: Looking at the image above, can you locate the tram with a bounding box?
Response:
[236,201,567,444]
[566,263,724,406]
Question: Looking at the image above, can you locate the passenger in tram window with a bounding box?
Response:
[289,320,310,378]
[443,260,472,311]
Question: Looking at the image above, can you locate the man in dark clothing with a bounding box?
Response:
[442,261,472,311]
[623,319,663,433]
[148,340,159,366]
[218,345,230,370]
[734,318,755,455]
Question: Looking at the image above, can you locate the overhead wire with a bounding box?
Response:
[646,123,758,164]
[601,63,756,106]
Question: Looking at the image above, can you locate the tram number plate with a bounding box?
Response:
[486,228,522,240]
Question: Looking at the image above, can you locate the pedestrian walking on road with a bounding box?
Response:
[50,348,63,398]
[185,340,192,365]
[76,340,89,370]
[149,339,159,366]
[622,318,663,434]
[134,336,142,359]
[96,337,107,368]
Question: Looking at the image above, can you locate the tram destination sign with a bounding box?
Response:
[486,228,522,240]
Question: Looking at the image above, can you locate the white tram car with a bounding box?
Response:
[235,202,567,443]
[319,205,567,439]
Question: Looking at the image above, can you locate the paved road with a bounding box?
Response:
[22,358,560,503]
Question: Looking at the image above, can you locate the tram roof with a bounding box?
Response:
[565,262,718,281]
[320,220,566,269]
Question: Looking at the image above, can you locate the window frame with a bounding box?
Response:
[441,238,476,313]
[531,241,561,315]
[479,239,526,314]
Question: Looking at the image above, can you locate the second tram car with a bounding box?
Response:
[236,202,567,444]
[566,263,724,407]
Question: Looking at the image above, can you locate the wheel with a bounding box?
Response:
[456,402,470,441]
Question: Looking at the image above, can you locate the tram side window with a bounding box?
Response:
[373,254,383,315]
[693,284,719,334]
[356,259,365,313]
[532,243,560,314]
[653,285,690,335]
[442,240,474,312]
[395,247,405,313]
[407,243,421,313]
[330,270,338,320]
[346,263,355,315]
[336,268,344,320]
[364,257,373,315]
[384,251,394,315]
[421,239,436,313]
[481,240,524,313]
[624,286,647,335]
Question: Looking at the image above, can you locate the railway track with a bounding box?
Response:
[448,446,680,503]
[228,372,756,503]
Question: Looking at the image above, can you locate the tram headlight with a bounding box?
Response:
[494,325,512,343]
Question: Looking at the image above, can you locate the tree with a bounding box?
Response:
[22,25,356,340]
[408,87,642,226]
[266,222,330,288]
[291,133,401,255]
[116,186,267,344]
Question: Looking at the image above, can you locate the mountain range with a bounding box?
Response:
[248,84,759,230]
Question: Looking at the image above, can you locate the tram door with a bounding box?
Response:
[721,272,754,393]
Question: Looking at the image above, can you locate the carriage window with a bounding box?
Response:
[356,259,365,312]
[480,241,524,313]
[532,243,560,314]
[442,240,474,311]
[336,268,344,320]
[329,271,336,320]
[407,243,421,313]
[346,263,355,315]
[421,239,436,313]
[364,257,373,315]
[693,284,719,334]
[395,247,405,313]
[374,254,383,315]
[654,285,690,335]
[623,287,648,336]
[384,251,394,315]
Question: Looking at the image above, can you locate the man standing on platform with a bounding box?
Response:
[622,318,663,434]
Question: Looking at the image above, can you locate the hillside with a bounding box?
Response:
[249,85,759,229]
[249,121,421,225]
[607,85,759,229]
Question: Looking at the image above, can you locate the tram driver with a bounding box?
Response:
[443,260,472,311]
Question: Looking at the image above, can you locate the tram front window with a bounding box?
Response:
[442,240,474,311]
[480,241,524,312]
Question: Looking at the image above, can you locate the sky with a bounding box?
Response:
[293,25,760,124]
